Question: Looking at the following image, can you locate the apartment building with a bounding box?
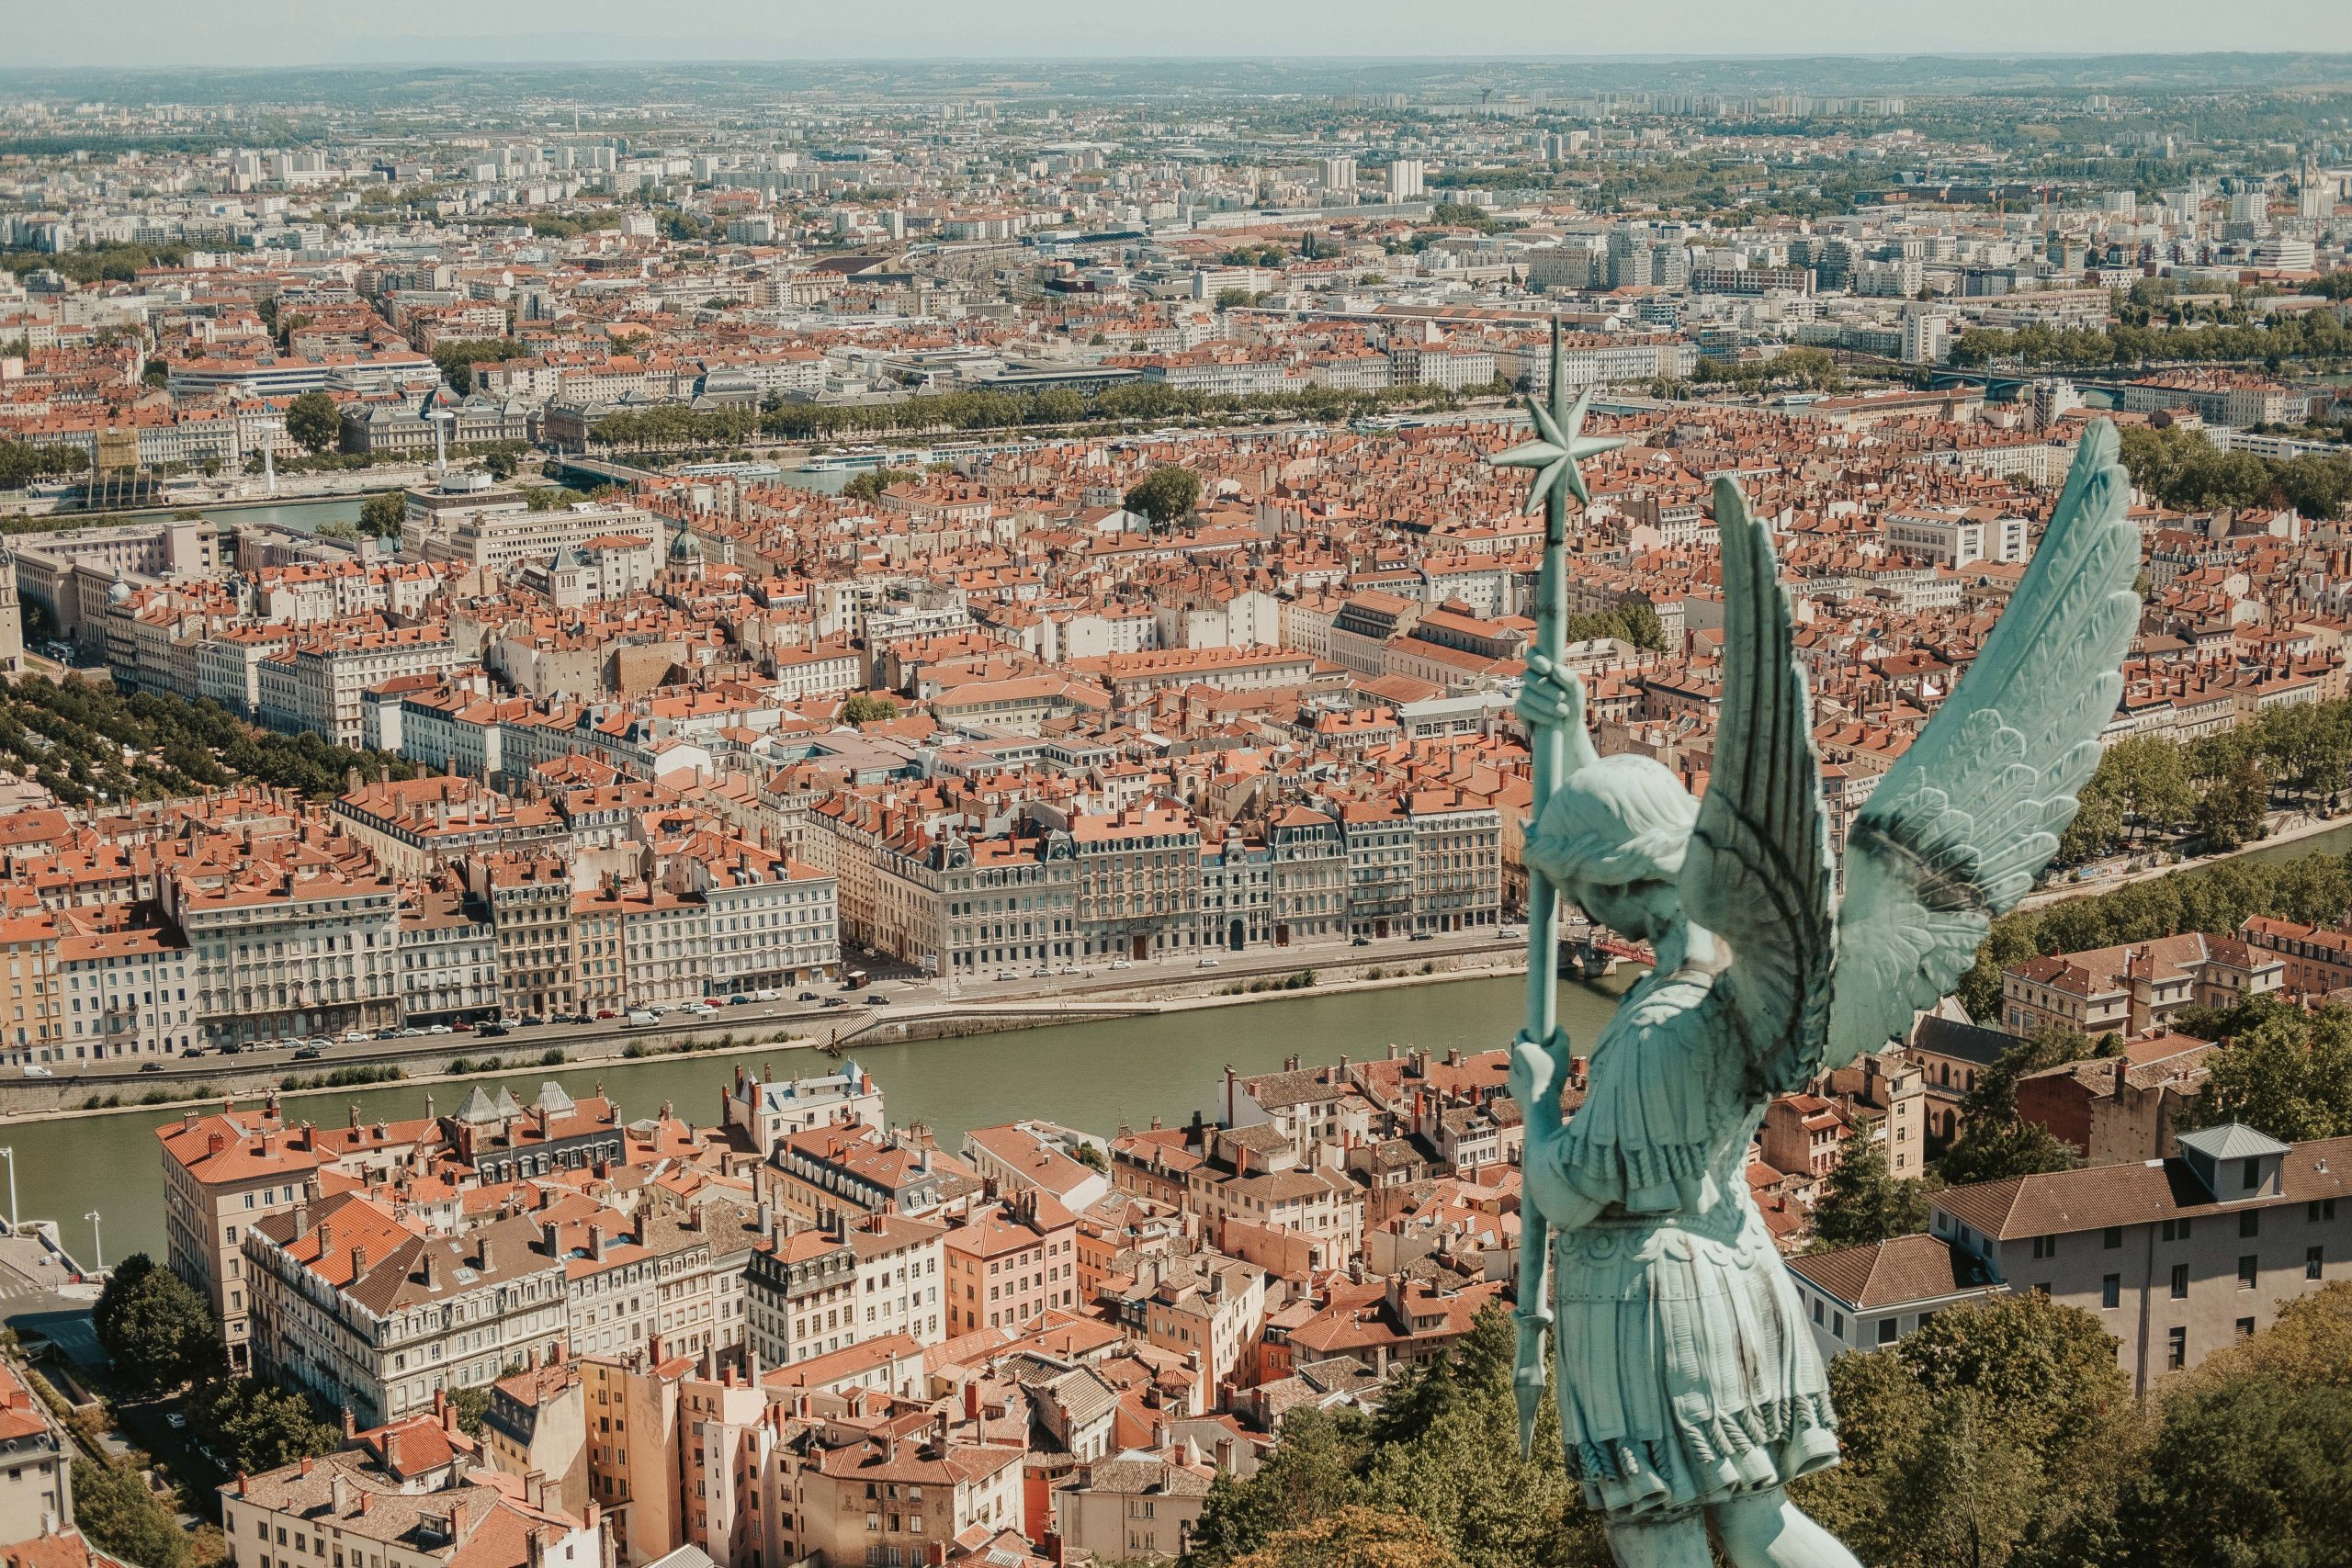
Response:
[166,865,403,1048]
[0,914,62,1065]
[719,1062,886,1159]
[758,1122,958,1228]
[397,882,503,1027]
[1405,792,1501,935]
[743,1212,944,1368]
[2000,931,2280,1039]
[255,626,464,750]
[1784,1234,2004,1361]
[220,1416,602,1568]
[404,499,669,576]
[157,1107,331,1372]
[57,924,198,1061]
[941,1193,1080,1338]
[469,853,577,1021]
[244,1196,571,1429]
[0,1359,73,1541]
[765,1424,1025,1568]
[1067,806,1204,963]
[1931,1123,2352,1392]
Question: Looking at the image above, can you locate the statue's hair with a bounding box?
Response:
[1526,753,1699,889]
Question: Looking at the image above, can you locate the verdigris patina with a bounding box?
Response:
[1498,326,2141,1567]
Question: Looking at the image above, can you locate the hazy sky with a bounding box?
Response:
[5,0,2351,71]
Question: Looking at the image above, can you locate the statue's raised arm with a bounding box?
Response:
[1677,478,1838,1094]
[1828,418,2142,1066]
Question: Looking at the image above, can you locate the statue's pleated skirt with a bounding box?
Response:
[1551,1199,1840,1519]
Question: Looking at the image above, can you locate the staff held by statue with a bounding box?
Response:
[1489,318,1624,1455]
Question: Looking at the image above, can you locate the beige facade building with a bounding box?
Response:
[1932,1123,2352,1392]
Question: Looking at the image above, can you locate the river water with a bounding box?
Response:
[6,971,1635,1269]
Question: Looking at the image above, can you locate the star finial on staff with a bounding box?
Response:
[1491,325,1624,515]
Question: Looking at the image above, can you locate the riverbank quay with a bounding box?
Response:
[0,938,1532,1122]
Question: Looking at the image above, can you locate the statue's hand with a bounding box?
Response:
[1514,652,1581,736]
[1510,1030,1566,1136]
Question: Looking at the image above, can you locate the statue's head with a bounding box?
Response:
[1527,753,1696,942]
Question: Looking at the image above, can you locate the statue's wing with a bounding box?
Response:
[1679,478,1836,1092]
[1828,418,2141,1066]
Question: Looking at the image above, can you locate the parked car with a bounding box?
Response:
[1409,931,1436,942]
[291,1045,324,1061]
[1110,959,1134,970]
[728,995,752,1007]
[1351,936,1371,947]
[753,988,780,1002]
[594,1010,617,1020]
[427,1024,454,1035]
[452,1021,473,1032]
[342,1030,369,1043]
[865,993,891,1006]
[626,1010,658,1027]
[22,1064,52,1077]
[797,991,819,1003]
[180,1046,205,1058]
[140,1061,164,1073]
[308,1037,334,1051]
[996,969,1018,982]
[1196,956,1221,967]
[821,996,848,1009]
[477,1022,510,1037]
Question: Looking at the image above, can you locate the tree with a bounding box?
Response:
[430,338,520,397]
[1125,466,1203,530]
[2179,1002,2352,1143]
[1186,1406,1370,1564]
[313,520,359,542]
[1187,1305,1605,1568]
[2104,735,2197,842]
[1938,1118,2082,1187]
[447,1384,494,1437]
[2119,1374,2352,1567]
[1792,1293,2137,1568]
[1810,1136,1931,1251]
[189,1375,338,1475]
[72,1458,191,1568]
[2194,756,2270,852]
[1357,1304,1602,1568]
[1936,1027,2095,1185]
[840,694,900,727]
[283,391,342,454]
[841,466,919,504]
[94,1252,222,1393]
[1227,1507,1465,1568]
[357,492,406,539]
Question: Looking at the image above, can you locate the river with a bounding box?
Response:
[6,970,1635,1269]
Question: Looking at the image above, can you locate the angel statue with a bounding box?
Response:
[1501,409,2141,1568]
